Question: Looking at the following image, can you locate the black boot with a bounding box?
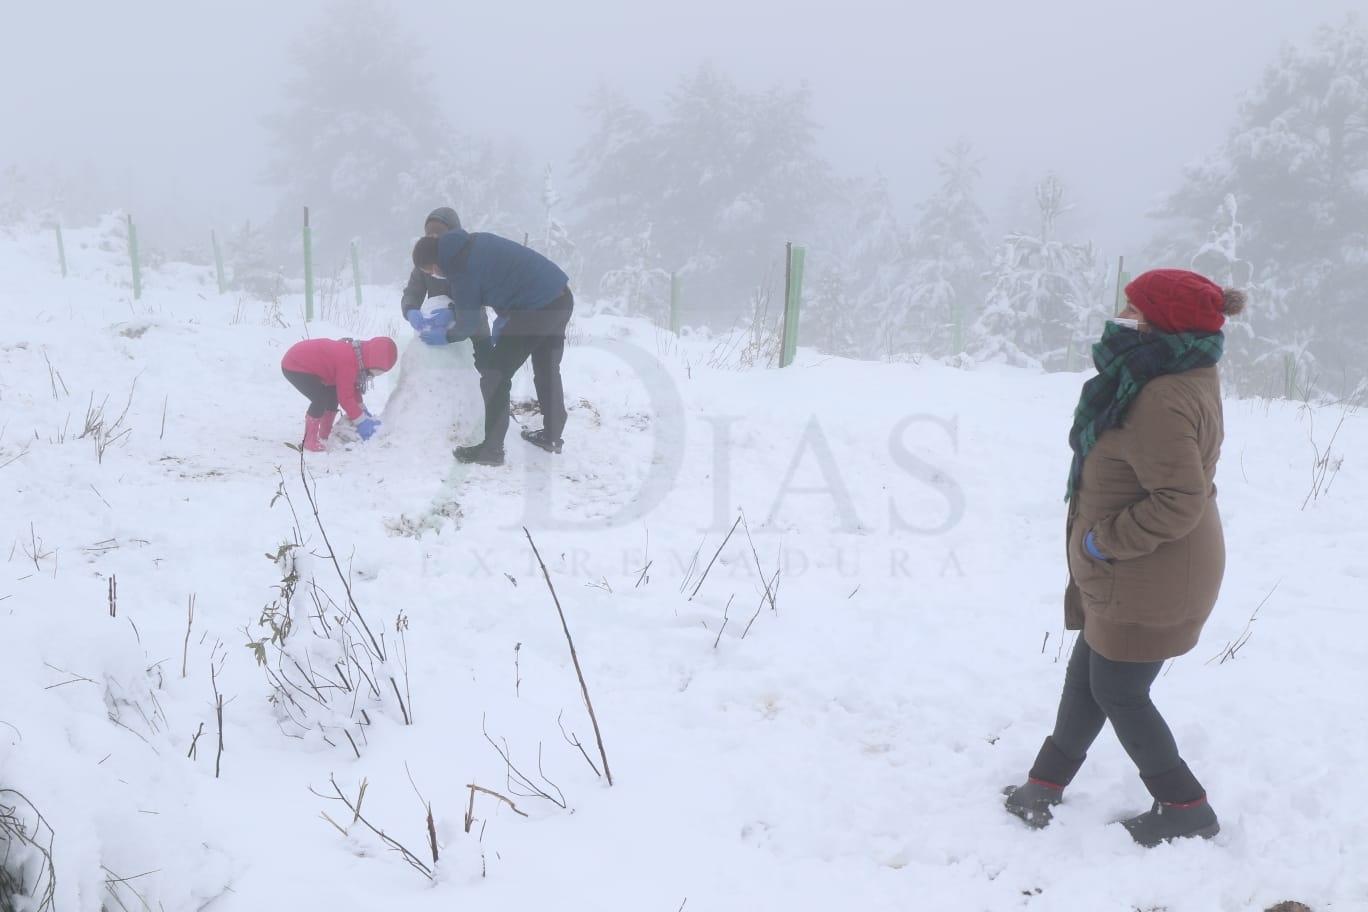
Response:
[1121,761,1220,847]
[454,442,505,466]
[521,426,563,453]
[1003,737,1085,830]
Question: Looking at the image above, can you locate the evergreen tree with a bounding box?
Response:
[261,0,445,271]
[570,87,663,311]
[571,66,835,325]
[596,224,671,322]
[903,141,991,357]
[225,220,285,300]
[394,139,541,243]
[803,172,911,359]
[973,175,1106,371]
[1150,15,1368,395]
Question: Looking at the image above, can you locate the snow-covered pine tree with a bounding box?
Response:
[802,172,911,359]
[393,139,541,245]
[1149,15,1368,397]
[225,220,285,301]
[538,164,579,284]
[570,86,663,306]
[903,141,991,358]
[596,224,672,322]
[973,175,1106,371]
[571,67,835,328]
[262,0,446,273]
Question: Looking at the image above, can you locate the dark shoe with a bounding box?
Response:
[1121,798,1220,847]
[1003,779,1065,829]
[454,443,504,466]
[521,427,563,454]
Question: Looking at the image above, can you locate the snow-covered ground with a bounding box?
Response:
[1,217,1362,911]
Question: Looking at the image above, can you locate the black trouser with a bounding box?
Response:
[478,291,573,448]
[282,368,338,419]
[1049,636,1182,778]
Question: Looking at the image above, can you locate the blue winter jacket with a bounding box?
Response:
[435,229,569,342]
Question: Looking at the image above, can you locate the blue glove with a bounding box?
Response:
[1084,530,1109,561]
[356,416,381,441]
[405,310,425,331]
[418,308,453,345]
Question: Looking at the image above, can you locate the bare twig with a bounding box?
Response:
[1207,582,1278,665]
[286,459,412,726]
[523,528,613,786]
[182,593,195,678]
[689,515,742,601]
[740,512,777,612]
[211,662,225,778]
[741,566,780,639]
[466,783,530,832]
[426,804,438,864]
[1,788,57,912]
[317,775,433,879]
[0,444,31,470]
[713,595,733,648]
[482,719,568,808]
[1301,404,1351,509]
[557,709,601,778]
[635,528,652,588]
[187,722,205,759]
[43,350,68,400]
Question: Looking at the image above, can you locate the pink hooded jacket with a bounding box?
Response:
[281,337,398,419]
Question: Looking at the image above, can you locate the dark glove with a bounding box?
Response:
[356,416,381,441]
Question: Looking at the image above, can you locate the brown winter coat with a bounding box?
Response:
[1064,366,1226,662]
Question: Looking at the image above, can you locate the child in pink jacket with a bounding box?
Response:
[280,336,398,451]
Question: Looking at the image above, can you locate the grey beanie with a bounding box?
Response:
[425,207,461,232]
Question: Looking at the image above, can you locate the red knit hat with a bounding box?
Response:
[1123,269,1225,334]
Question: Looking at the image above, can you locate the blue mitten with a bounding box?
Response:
[405,310,426,332]
[1084,530,1109,561]
[356,416,381,441]
[419,308,453,345]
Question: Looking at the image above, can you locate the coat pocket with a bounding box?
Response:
[1068,544,1115,610]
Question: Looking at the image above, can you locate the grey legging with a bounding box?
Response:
[1049,636,1182,777]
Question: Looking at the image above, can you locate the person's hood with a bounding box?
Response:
[360,336,398,371]
[436,228,474,262]
[426,207,461,232]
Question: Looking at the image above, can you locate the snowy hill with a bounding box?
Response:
[1,219,1363,912]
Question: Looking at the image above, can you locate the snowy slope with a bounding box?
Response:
[1,218,1363,912]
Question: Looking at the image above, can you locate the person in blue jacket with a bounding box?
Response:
[412,225,574,466]
[400,207,493,367]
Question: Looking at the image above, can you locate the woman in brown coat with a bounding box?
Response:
[1004,268,1247,846]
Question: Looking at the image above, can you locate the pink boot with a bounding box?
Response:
[302,415,325,452]
[318,410,338,440]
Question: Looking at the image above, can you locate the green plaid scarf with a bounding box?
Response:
[1065,323,1223,501]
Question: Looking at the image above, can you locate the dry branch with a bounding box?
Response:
[523,528,613,786]
[689,515,741,601]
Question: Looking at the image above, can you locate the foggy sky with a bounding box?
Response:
[2,0,1360,260]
